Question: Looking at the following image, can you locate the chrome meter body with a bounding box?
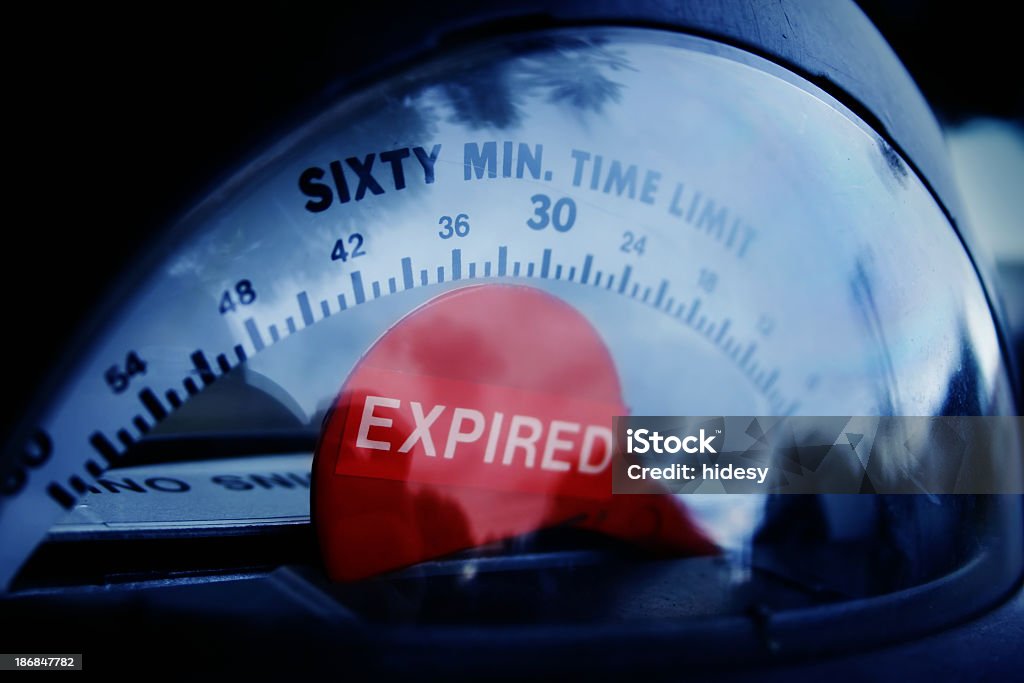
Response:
[2,1,1021,676]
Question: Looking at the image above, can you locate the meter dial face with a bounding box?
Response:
[0,29,1014,592]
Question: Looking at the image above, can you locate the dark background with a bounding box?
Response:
[5,2,1022,446]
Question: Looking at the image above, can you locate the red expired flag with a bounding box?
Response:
[313,284,717,581]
